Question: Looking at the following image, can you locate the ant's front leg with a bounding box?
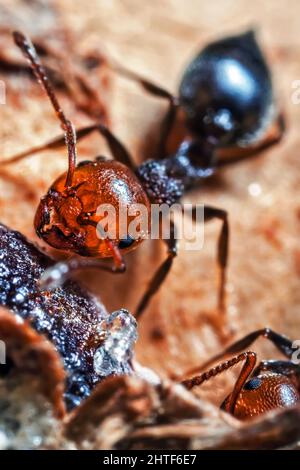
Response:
[134,219,177,319]
[214,328,295,361]
[180,328,295,381]
[136,205,229,321]
[0,123,136,171]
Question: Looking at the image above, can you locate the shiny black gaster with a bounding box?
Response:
[179,30,274,146]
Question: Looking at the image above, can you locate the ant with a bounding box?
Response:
[1,31,232,322]
[0,30,283,322]
[179,328,300,420]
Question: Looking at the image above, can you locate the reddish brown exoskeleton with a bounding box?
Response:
[180,328,300,419]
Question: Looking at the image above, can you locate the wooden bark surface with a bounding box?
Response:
[1,0,300,410]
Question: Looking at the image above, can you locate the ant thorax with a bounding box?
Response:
[137,158,185,206]
[136,140,217,205]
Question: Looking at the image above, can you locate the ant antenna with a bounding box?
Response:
[181,351,256,414]
[13,31,77,188]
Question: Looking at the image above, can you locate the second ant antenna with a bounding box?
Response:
[13,31,77,188]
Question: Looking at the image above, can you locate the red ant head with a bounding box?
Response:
[34,159,151,257]
[11,32,150,259]
[222,373,300,420]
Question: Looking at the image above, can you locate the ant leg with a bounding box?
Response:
[39,238,126,290]
[110,62,179,156]
[189,205,229,315]
[135,205,228,320]
[76,124,136,171]
[217,112,285,168]
[0,124,135,172]
[135,220,177,319]
[180,328,294,381]
[182,351,257,415]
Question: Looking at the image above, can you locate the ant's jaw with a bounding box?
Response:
[34,190,63,238]
[34,191,86,252]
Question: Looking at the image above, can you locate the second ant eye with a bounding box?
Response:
[118,235,135,249]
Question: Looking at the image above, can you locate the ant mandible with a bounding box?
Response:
[179,328,300,420]
[1,31,231,321]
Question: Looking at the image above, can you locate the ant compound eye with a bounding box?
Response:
[244,377,262,391]
[118,235,135,249]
